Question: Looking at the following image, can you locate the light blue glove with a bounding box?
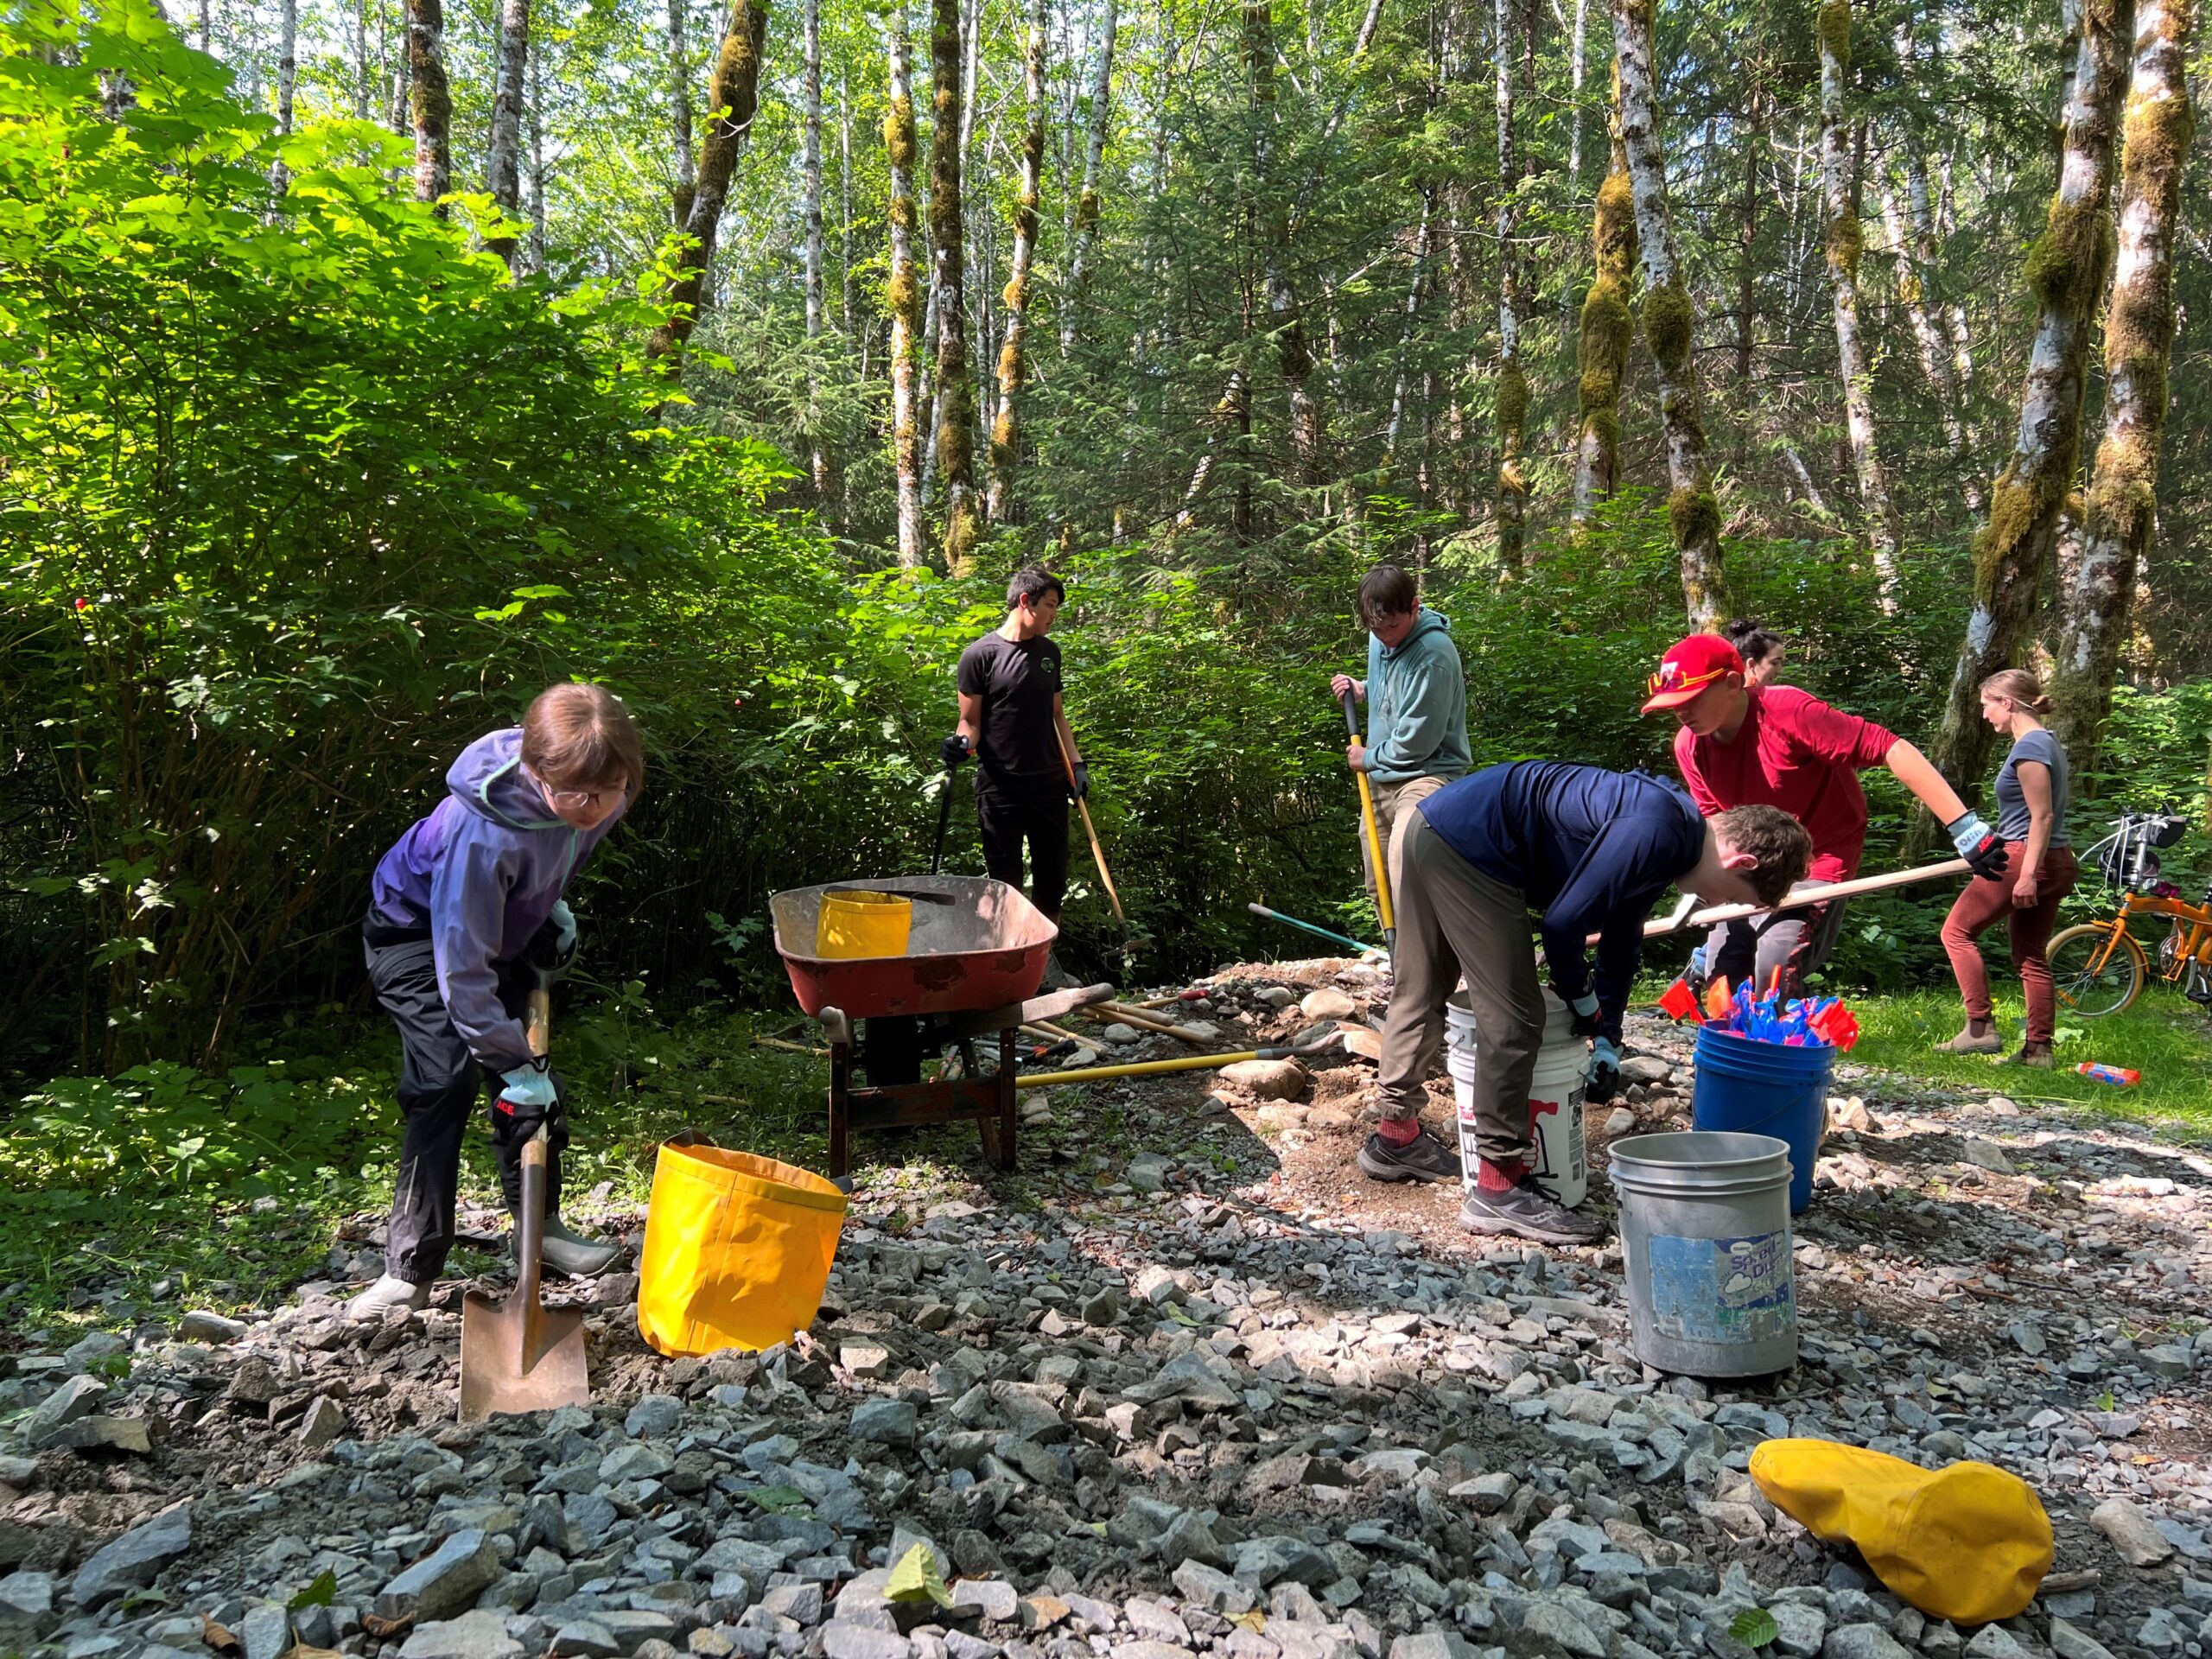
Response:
[1947,812,1993,855]
[1687,945,1707,979]
[1586,1037,1623,1104]
[499,1065,558,1108]
[1565,991,1603,1039]
[550,899,577,957]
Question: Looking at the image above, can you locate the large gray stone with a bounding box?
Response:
[24,1376,106,1448]
[1515,1602,1605,1659]
[1960,1627,2029,1659]
[1769,1605,1826,1659]
[821,1623,916,1659]
[176,1311,248,1344]
[852,1400,918,1449]
[400,1611,524,1659]
[624,1395,684,1438]
[598,1444,675,1484]
[239,1602,292,1659]
[1171,1560,1255,1616]
[1232,1537,1337,1590]
[0,1570,56,1640]
[1123,1599,1191,1645]
[375,1529,501,1623]
[1821,1627,1910,1659]
[2089,1497,2173,1566]
[2047,1621,2115,1659]
[70,1502,192,1608]
[946,1581,1017,1624]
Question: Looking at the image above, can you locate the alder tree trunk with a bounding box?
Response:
[1879,174,1981,512]
[1815,0,1901,598]
[671,0,696,222]
[1930,0,2131,785]
[1572,81,1638,529]
[486,0,533,233]
[887,13,928,567]
[989,0,1052,524]
[1245,0,1323,484]
[526,32,548,271]
[803,0,830,501]
[353,0,372,117]
[928,0,980,568]
[270,0,297,193]
[1384,191,1433,470]
[1611,0,1729,625]
[1059,0,1119,355]
[644,0,769,365]
[2050,0,2194,772]
[1567,0,1586,182]
[1495,0,1528,567]
[406,0,452,207]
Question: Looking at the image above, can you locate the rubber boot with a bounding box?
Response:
[521,1217,624,1280]
[344,1274,431,1321]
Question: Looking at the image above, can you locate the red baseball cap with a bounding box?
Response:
[1641,634,1745,714]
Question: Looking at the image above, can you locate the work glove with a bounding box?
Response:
[1586,1038,1622,1106]
[493,1059,561,1143]
[1946,811,2012,880]
[523,904,578,978]
[1068,760,1091,801]
[1563,991,1603,1041]
[940,733,971,770]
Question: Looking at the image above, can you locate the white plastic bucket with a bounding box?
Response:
[1446,989,1587,1207]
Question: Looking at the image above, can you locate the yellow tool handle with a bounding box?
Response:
[1341,691,1395,933]
[1055,725,1128,924]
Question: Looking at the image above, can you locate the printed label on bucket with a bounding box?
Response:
[1645,1230,1793,1344]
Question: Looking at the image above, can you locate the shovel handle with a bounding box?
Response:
[1339,690,1361,739]
[518,986,551,1320]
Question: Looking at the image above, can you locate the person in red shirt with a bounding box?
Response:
[1641,634,2009,995]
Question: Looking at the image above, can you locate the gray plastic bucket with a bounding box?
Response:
[1609,1130,1796,1377]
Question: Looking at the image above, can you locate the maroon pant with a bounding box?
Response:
[1941,843,2079,1044]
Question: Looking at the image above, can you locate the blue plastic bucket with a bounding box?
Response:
[1689,1024,1834,1214]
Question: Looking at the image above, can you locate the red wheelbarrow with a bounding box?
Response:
[770,876,1112,1176]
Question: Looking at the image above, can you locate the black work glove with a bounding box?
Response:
[1946,811,2012,880]
[940,733,971,770]
[1585,1039,1623,1106]
[1560,989,1603,1041]
[490,1065,569,1149]
[1069,760,1091,801]
[523,902,579,979]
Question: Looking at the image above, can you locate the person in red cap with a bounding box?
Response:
[1642,633,2009,995]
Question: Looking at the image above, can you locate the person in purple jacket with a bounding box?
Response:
[346,683,644,1321]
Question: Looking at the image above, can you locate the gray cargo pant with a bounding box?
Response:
[1376,812,1544,1169]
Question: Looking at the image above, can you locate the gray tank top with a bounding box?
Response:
[1993,728,2070,846]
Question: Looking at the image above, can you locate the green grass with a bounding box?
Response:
[1849,987,2212,1135]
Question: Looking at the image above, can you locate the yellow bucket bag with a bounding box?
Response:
[638,1139,849,1357]
[816,890,912,959]
[1749,1440,2051,1624]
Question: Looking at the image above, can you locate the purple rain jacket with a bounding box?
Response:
[370,728,629,1070]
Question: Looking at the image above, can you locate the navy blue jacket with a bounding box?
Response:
[1417,762,1706,1041]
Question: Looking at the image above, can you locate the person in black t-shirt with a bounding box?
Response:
[945,564,1085,923]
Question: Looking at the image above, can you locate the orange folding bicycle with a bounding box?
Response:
[2050,810,2212,1018]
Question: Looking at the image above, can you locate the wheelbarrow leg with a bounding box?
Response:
[828,1039,853,1180]
[994,1027,1017,1171]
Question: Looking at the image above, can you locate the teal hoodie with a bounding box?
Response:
[1362,608,1471,785]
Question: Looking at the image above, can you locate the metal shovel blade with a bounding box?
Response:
[458,1128,588,1421]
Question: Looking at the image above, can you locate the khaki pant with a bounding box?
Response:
[1376,813,1543,1169]
[1359,773,1449,919]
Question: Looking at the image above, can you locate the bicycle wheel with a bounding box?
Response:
[2049,924,2147,1017]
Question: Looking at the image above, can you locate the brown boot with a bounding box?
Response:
[1934,1020,2003,1055]
[2012,1043,2056,1070]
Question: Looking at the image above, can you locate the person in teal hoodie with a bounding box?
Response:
[1329,563,1471,922]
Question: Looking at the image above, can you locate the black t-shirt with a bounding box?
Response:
[957,631,1063,779]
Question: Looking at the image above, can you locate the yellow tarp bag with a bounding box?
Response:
[638,1139,848,1357]
[1749,1440,2051,1624]
[817,891,912,959]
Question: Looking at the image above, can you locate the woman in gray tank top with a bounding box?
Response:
[1935,671,2078,1066]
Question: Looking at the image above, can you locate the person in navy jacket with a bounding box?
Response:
[1364,761,1810,1245]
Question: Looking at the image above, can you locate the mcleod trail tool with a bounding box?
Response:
[1341,691,1395,946]
[1247,901,1382,957]
[459,982,589,1421]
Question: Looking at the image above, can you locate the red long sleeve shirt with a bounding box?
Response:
[1673,687,1897,884]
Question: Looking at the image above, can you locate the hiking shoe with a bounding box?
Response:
[344,1274,431,1321]
[2010,1045,2056,1070]
[1357,1126,1462,1183]
[1933,1025,2003,1054]
[522,1217,625,1280]
[1459,1177,1605,1246]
